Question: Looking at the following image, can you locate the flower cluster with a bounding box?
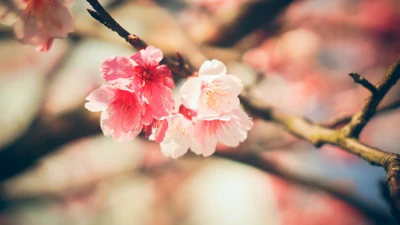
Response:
[86,46,253,158]
[5,0,74,52]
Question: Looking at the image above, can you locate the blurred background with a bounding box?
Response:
[1,0,400,224]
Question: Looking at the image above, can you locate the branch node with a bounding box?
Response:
[126,34,147,50]
[382,153,400,219]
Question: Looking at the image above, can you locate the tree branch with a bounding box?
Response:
[343,55,400,138]
[348,73,379,95]
[239,53,400,219]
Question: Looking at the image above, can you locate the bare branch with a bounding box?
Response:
[85,0,196,77]
[239,57,400,218]
[86,1,147,50]
[343,55,400,138]
[348,73,379,95]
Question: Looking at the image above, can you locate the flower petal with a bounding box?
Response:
[196,75,243,117]
[215,108,253,147]
[45,1,74,38]
[198,59,226,76]
[100,89,143,142]
[160,114,194,158]
[101,56,135,83]
[191,120,218,157]
[143,82,174,119]
[85,85,114,112]
[180,77,202,110]
[131,46,163,67]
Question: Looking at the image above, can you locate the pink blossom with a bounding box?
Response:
[143,118,169,143]
[85,85,143,142]
[156,107,253,158]
[14,0,74,52]
[101,46,175,121]
[191,108,253,157]
[180,59,243,118]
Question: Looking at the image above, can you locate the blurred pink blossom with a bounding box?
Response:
[13,0,74,52]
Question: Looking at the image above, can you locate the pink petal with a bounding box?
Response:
[141,105,154,125]
[198,59,226,76]
[100,89,143,142]
[215,108,253,147]
[45,1,74,38]
[101,57,135,83]
[85,85,114,112]
[101,110,142,142]
[153,119,169,143]
[180,77,202,110]
[191,120,218,157]
[143,82,174,119]
[14,13,52,51]
[131,46,163,68]
[14,0,74,52]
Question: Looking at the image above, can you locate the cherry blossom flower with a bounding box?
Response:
[13,0,74,52]
[85,85,143,142]
[152,60,253,158]
[155,106,253,158]
[101,46,175,122]
[87,53,252,158]
[180,59,243,118]
[191,108,253,157]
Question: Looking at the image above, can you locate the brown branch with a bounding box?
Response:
[86,2,147,50]
[240,92,400,220]
[321,99,400,128]
[240,54,400,220]
[349,73,379,95]
[85,0,196,77]
[343,55,400,138]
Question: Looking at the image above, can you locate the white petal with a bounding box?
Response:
[180,77,202,110]
[199,59,226,76]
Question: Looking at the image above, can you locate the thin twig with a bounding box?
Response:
[343,56,400,138]
[349,73,379,95]
[86,0,196,77]
[86,1,147,50]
